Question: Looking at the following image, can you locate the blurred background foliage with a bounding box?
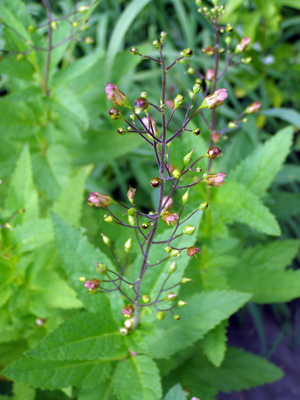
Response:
[0,0,300,398]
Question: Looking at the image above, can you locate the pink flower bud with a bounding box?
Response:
[162,211,180,226]
[187,246,201,257]
[206,172,226,187]
[142,116,159,136]
[105,83,128,107]
[201,88,228,109]
[235,36,251,53]
[202,46,215,56]
[135,97,149,114]
[109,107,120,120]
[206,68,215,80]
[84,279,100,291]
[245,101,261,114]
[162,196,173,211]
[166,100,175,109]
[191,397,200,400]
[207,147,222,159]
[87,192,114,208]
[122,304,134,318]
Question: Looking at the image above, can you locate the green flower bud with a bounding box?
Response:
[174,94,184,109]
[130,47,138,55]
[142,295,151,304]
[170,249,181,257]
[16,54,24,61]
[79,5,89,13]
[72,21,78,27]
[80,24,90,32]
[226,24,233,33]
[104,215,113,223]
[165,246,172,253]
[199,201,209,210]
[124,238,133,253]
[180,48,193,58]
[174,314,180,321]
[124,318,133,329]
[225,36,232,46]
[193,83,201,94]
[100,233,110,246]
[168,262,177,274]
[172,169,181,179]
[127,208,137,216]
[150,177,162,188]
[183,149,194,165]
[228,121,237,129]
[96,263,107,274]
[85,36,94,44]
[153,39,160,48]
[157,311,165,320]
[182,190,189,205]
[128,215,136,226]
[242,117,248,123]
[142,223,149,229]
[193,128,201,136]
[117,127,126,135]
[241,57,252,64]
[28,25,35,33]
[78,276,87,282]
[195,0,202,6]
[183,225,196,236]
[187,67,195,74]
[141,91,148,98]
[181,277,193,283]
[166,292,178,301]
[50,21,58,30]
[120,327,128,336]
[178,300,187,307]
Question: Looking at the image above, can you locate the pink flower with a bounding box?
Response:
[84,279,100,291]
[187,247,201,257]
[245,101,261,114]
[206,172,227,187]
[122,304,134,318]
[105,83,128,107]
[88,192,113,208]
[201,88,228,109]
[206,68,215,80]
[166,100,175,109]
[191,397,200,400]
[142,116,159,136]
[162,211,180,226]
[162,196,173,211]
[236,36,251,53]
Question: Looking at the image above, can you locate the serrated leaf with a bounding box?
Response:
[53,168,86,226]
[13,382,35,400]
[28,310,127,361]
[163,384,187,400]
[214,181,281,236]
[146,290,251,359]
[224,240,300,303]
[12,219,54,253]
[230,126,293,196]
[262,108,300,128]
[203,320,228,367]
[113,356,162,400]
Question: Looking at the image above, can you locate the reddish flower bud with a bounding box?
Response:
[245,101,261,114]
[88,192,114,208]
[150,177,162,188]
[162,196,173,211]
[207,147,222,159]
[105,83,128,107]
[206,172,226,187]
[193,128,201,136]
[206,68,215,80]
[142,223,149,229]
[212,133,221,143]
[166,100,175,109]
[187,246,201,257]
[235,36,251,53]
[162,211,180,226]
[109,107,120,120]
[127,186,136,205]
[130,47,138,55]
[135,97,149,114]
[122,304,134,318]
[84,279,100,291]
[202,46,215,56]
[201,88,228,109]
[142,116,159,137]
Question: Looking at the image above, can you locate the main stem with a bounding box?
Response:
[132,47,167,330]
[42,0,52,96]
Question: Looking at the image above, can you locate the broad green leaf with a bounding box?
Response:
[113,356,162,400]
[5,145,39,222]
[163,384,187,400]
[179,346,283,395]
[224,240,300,303]
[146,290,251,359]
[230,126,293,196]
[3,357,113,390]
[12,219,54,253]
[214,181,281,236]
[203,320,228,367]
[262,108,300,128]
[78,375,117,400]
[13,382,35,400]
[28,310,127,361]
[53,168,86,226]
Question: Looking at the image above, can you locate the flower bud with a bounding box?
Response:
[142,116,159,137]
[109,107,120,120]
[212,133,221,142]
[206,69,215,81]
[141,91,148,99]
[245,101,261,114]
[178,300,187,307]
[84,279,100,291]
[165,246,172,253]
[79,5,89,13]
[170,249,181,257]
[242,117,248,123]
[174,314,180,321]
[181,277,193,283]
[85,36,94,44]
[187,67,195,74]
[124,238,133,253]
[162,196,173,211]
[207,147,222,159]
[193,128,201,136]
[228,121,236,129]
[88,192,114,208]
[150,177,162,188]
[135,97,149,114]
[104,215,113,223]
[128,215,136,226]
[225,36,232,46]
[174,94,184,109]
[117,127,126,135]
[142,295,151,304]
[241,57,252,64]
[182,190,189,205]
[122,304,134,318]
[153,39,160,48]
[96,263,107,274]
[172,169,181,179]
[124,319,134,329]
[235,37,251,53]
[226,24,233,33]
[105,83,128,107]
[168,262,177,274]
[130,47,138,55]
[206,172,226,187]
[80,24,89,32]
[142,223,149,229]
[127,186,136,205]
[78,276,87,282]
[193,83,201,94]
[162,211,180,226]
[120,327,128,336]
[127,208,137,216]
[157,311,165,320]
[187,246,200,257]
[195,0,202,5]
[50,21,58,30]
[16,54,24,61]
[100,233,111,246]
[183,149,194,165]
[166,99,175,109]
[28,25,35,33]
[202,46,215,56]
[165,292,178,301]
[199,201,208,210]
[72,21,78,27]
[200,88,228,109]
[180,48,193,57]
[183,225,196,236]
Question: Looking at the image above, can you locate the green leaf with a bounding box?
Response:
[230,126,293,196]
[12,219,54,253]
[163,384,187,400]
[28,310,127,361]
[267,191,300,220]
[179,346,283,395]
[113,356,162,400]
[5,145,39,221]
[203,320,228,367]
[224,240,300,303]
[262,108,300,128]
[53,168,86,226]
[214,181,281,236]
[3,357,113,390]
[146,290,251,359]
[13,382,35,400]
[274,0,300,9]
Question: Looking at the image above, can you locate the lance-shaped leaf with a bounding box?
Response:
[27,310,127,361]
[163,384,187,400]
[203,320,228,367]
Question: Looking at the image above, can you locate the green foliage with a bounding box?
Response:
[203,320,228,367]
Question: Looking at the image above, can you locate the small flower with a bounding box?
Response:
[235,36,251,53]
[162,196,173,211]
[162,211,180,226]
[206,68,215,80]
[245,101,261,114]
[135,97,149,114]
[206,172,227,187]
[187,246,201,257]
[122,304,134,318]
[191,397,200,400]
[88,192,113,208]
[84,279,100,291]
[127,186,136,205]
[201,88,228,109]
[109,107,120,120]
[105,83,128,107]
[202,46,215,56]
[142,116,159,136]
[207,147,222,159]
